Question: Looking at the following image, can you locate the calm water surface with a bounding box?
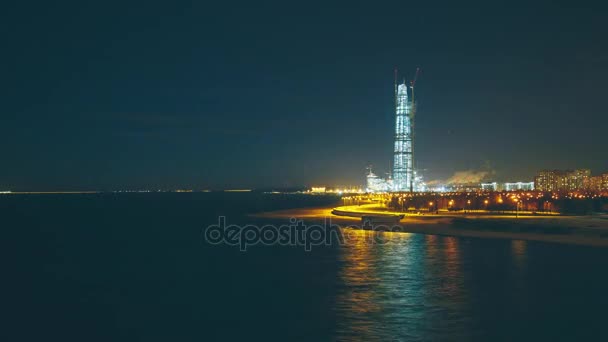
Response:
[3,193,608,341]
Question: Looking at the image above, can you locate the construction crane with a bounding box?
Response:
[409,67,420,193]
[410,67,421,118]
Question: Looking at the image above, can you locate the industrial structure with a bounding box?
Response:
[365,167,392,193]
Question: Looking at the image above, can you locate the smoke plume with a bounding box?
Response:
[445,170,492,184]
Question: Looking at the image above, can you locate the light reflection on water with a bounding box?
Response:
[330,229,608,341]
[8,192,608,341]
[511,240,527,268]
[335,230,473,341]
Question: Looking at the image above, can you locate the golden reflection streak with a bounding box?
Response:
[334,229,380,337]
[442,237,462,296]
[335,229,414,338]
[511,240,527,267]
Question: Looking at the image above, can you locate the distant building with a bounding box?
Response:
[535,170,564,192]
[481,181,533,191]
[535,169,592,192]
[565,169,591,191]
[450,183,482,192]
[586,176,603,192]
[589,173,608,192]
[504,182,534,191]
[481,182,497,191]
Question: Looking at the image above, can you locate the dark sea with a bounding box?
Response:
[4,192,608,341]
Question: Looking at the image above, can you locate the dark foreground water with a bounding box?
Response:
[4,193,608,341]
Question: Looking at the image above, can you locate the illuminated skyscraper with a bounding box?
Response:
[392,81,413,191]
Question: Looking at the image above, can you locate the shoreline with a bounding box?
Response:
[252,205,608,247]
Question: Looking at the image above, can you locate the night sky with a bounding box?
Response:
[2,1,607,190]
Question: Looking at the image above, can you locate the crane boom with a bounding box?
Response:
[409,67,420,193]
[411,67,420,88]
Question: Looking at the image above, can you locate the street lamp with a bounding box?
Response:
[513,198,521,218]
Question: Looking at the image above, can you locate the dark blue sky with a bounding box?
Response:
[1,1,607,190]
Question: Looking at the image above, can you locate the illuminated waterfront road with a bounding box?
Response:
[254,205,608,247]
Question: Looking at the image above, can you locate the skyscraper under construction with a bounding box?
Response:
[392,69,418,192]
